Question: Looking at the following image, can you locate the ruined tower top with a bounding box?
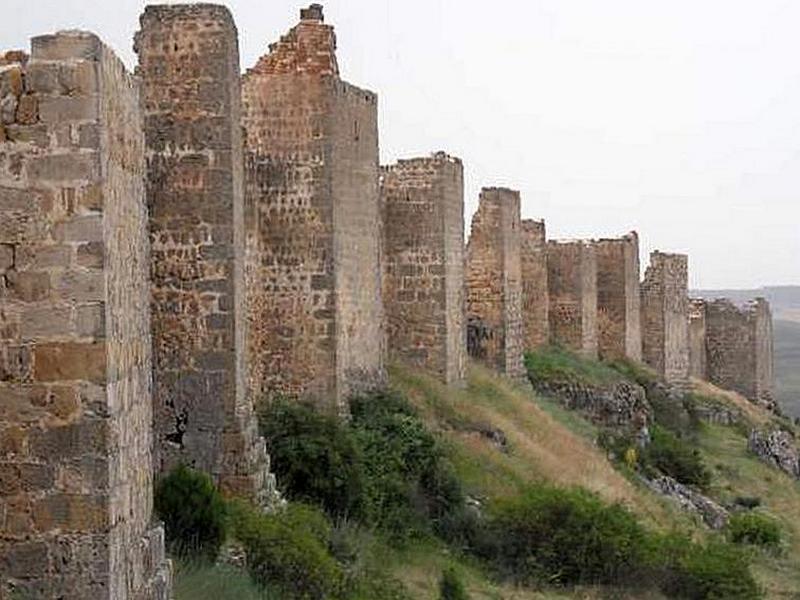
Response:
[249,2,338,76]
[301,4,325,22]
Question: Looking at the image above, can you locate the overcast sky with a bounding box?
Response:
[2,1,798,289]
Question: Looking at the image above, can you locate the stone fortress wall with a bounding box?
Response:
[703,298,775,410]
[381,153,466,386]
[241,4,385,414]
[641,252,690,386]
[688,298,707,380]
[595,232,641,362]
[135,4,275,504]
[465,188,526,380]
[546,240,598,358]
[520,219,549,352]
[0,2,777,594]
[0,32,169,599]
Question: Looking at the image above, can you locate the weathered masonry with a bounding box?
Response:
[136,5,274,503]
[688,299,707,380]
[641,251,689,386]
[520,219,549,351]
[0,33,169,598]
[546,240,598,358]
[705,298,775,410]
[381,153,466,385]
[241,4,386,412]
[465,188,525,379]
[595,232,641,361]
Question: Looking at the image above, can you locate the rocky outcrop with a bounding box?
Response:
[532,377,650,430]
[748,429,800,478]
[644,475,729,529]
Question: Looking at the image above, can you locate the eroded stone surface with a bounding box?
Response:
[641,252,689,387]
[705,298,775,410]
[595,232,641,361]
[381,153,466,385]
[466,188,525,380]
[0,30,169,599]
[520,219,548,352]
[136,4,276,504]
[547,240,598,358]
[241,5,386,412]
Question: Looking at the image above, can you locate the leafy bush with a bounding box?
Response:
[439,567,469,600]
[351,390,466,539]
[657,538,761,599]
[480,484,648,586]
[154,465,227,559]
[727,512,782,552]
[643,425,711,489]
[229,500,345,600]
[259,400,364,519]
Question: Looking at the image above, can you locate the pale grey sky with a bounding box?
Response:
[2,1,798,288]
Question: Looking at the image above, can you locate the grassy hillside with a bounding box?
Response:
[774,319,800,418]
[171,357,800,599]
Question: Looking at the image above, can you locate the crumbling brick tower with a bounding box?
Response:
[0,33,169,598]
[705,298,775,410]
[546,240,598,358]
[595,232,641,361]
[465,188,525,379]
[241,4,386,412]
[380,153,466,385]
[688,298,707,379]
[136,5,274,503]
[641,252,689,386]
[520,219,549,351]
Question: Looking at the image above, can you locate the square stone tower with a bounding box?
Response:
[641,251,689,386]
[688,298,707,380]
[136,4,274,503]
[521,219,549,351]
[465,188,525,379]
[0,33,169,599]
[546,240,598,358]
[705,298,775,410]
[381,153,466,385]
[595,232,641,361]
[241,5,386,412]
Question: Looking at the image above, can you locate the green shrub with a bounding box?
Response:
[351,390,466,539]
[481,484,648,586]
[439,567,469,600]
[658,538,761,599]
[643,425,711,489]
[727,512,782,552]
[154,465,227,559]
[733,496,762,510]
[229,500,344,600]
[258,400,364,519]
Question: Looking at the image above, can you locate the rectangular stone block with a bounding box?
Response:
[38,95,98,124]
[54,215,103,243]
[33,342,106,383]
[31,33,101,61]
[26,152,99,183]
